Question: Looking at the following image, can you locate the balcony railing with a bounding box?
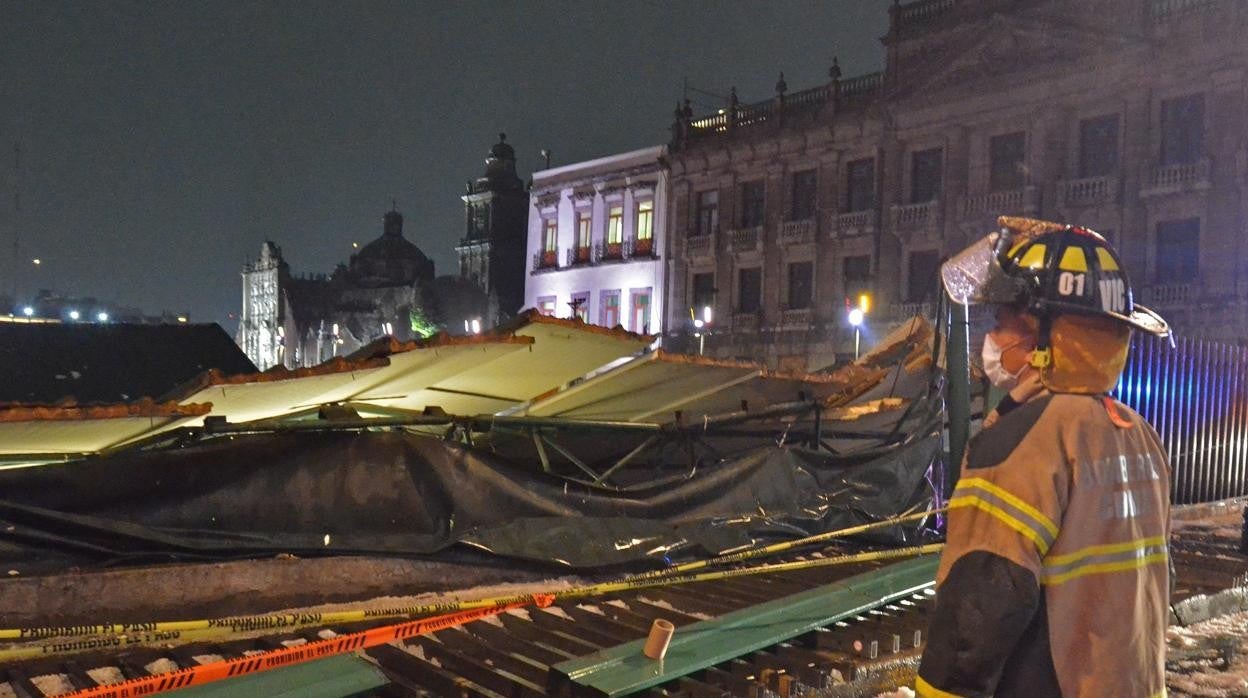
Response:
[780,307,814,327]
[779,219,816,245]
[1151,0,1219,21]
[1140,283,1195,306]
[533,250,559,272]
[888,301,934,320]
[1059,175,1117,208]
[895,0,956,32]
[832,209,878,237]
[594,241,625,263]
[1142,158,1212,195]
[727,226,763,253]
[566,246,592,267]
[731,312,761,332]
[685,231,716,258]
[625,236,657,259]
[891,201,941,231]
[960,185,1040,218]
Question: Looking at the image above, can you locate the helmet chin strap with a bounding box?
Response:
[1030,314,1053,369]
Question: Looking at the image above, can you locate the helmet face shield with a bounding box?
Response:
[940,232,1023,306]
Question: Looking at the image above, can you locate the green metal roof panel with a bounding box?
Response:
[551,554,939,696]
[171,653,389,698]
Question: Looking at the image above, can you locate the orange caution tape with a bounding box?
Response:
[59,594,555,698]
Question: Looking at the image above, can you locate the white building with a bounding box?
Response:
[525,146,668,335]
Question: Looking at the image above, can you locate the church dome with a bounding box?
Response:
[347,208,434,288]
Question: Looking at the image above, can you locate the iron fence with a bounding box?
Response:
[1114,335,1248,504]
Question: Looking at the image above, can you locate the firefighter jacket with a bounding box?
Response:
[916,392,1171,697]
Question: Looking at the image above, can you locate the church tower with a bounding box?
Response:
[456,133,528,326]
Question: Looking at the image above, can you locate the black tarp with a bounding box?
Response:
[0,391,943,573]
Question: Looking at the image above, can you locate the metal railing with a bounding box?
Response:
[1140,283,1195,306]
[1151,0,1219,20]
[533,250,559,271]
[594,241,625,263]
[625,236,657,259]
[1115,334,1248,503]
[566,246,592,267]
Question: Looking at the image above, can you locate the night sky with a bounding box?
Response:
[1,1,886,329]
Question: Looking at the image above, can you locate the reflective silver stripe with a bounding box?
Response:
[1042,544,1169,579]
[950,483,1057,552]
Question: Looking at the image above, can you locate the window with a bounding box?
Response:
[601,291,621,328]
[1161,94,1204,166]
[1079,115,1119,178]
[843,255,872,299]
[576,212,592,248]
[737,267,762,313]
[574,212,592,264]
[787,261,813,310]
[607,206,623,244]
[989,132,1026,192]
[691,272,716,313]
[740,180,765,228]
[906,250,941,302]
[910,148,943,203]
[537,296,557,317]
[543,218,558,252]
[1155,218,1199,283]
[696,190,719,236]
[636,200,654,240]
[631,288,652,333]
[791,170,817,221]
[570,292,590,322]
[846,158,875,212]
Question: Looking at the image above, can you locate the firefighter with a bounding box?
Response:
[916,217,1172,697]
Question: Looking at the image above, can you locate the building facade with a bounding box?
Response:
[457,134,529,327]
[237,208,441,370]
[525,146,668,334]
[665,0,1247,370]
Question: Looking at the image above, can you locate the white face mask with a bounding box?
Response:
[982,333,1027,390]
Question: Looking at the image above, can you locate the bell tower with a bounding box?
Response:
[456,133,528,326]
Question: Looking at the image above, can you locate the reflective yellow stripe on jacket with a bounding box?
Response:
[915,676,965,698]
[948,477,1059,554]
[1041,536,1169,585]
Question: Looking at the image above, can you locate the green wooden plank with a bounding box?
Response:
[552,554,939,696]
[171,653,389,698]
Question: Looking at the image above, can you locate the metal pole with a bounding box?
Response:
[946,300,971,497]
[854,327,860,360]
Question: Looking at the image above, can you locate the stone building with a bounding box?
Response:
[457,134,530,326]
[525,146,668,334]
[236,208,441,370]
[665,0,1247,370]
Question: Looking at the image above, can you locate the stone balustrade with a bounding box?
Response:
[891,201,940,230]
[833,210,878,237]
[728,226,763,253]
[779,219,816,245]
[961,185,1039,218]
[1059,175,1117,208]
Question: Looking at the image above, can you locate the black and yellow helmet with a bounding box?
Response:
[942,216,1170,393]
[942,216,1169,337]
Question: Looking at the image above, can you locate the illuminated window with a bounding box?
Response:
[607,207,623,244]
[631,288,652,333]
[543,218,558,252]
[576,213,592,248]
[636,201,653,240]
[601,290,621,328]
[537,295,557,316]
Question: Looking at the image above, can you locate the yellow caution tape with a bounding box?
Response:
[0,542,944,663]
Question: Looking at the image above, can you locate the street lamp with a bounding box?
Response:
[96,311,109,322]
[692,305,713,356]
[847,307,865,360]
[21,306,33,317]
[68,309,80,321]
